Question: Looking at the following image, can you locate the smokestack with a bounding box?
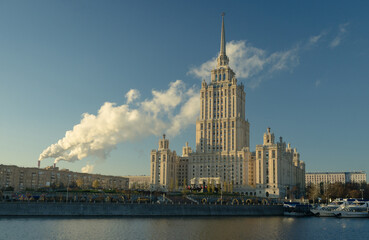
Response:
[53,163,56,168]
[38,160,40,168]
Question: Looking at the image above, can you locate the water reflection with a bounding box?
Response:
[0,216,368,240]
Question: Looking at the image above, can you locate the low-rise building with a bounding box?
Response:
[124,175,151,189]
[305,171,366,186]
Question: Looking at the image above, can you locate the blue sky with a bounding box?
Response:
[0,1,368,177]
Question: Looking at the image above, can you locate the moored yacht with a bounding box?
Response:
[311,199,347,217]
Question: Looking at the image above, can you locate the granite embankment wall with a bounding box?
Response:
[0,203,283,216]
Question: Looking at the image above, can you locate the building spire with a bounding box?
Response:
[217,12,229,67]
[220,12,226,56]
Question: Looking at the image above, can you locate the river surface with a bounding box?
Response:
[0,216,368,240]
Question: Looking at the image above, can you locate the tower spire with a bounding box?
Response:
[217,12,229,67]
[220,12,226,56]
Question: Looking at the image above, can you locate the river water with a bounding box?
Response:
[0,216,368,240]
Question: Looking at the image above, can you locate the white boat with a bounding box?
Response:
[311,200,347,217]
[334,209,369,218]
[346,200,369,212]
[331,200,369,218]
[311,206,339,217]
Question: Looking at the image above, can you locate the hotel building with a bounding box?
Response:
[150,14,305,198]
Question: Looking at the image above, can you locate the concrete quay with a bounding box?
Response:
[0,202,283,216]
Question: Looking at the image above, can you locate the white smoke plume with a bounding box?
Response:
[81,164,95,173]
[39,80,199,163]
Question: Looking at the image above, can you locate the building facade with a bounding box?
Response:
[188,13,252,193]
[124,175,151,190]
[255,128,305,198]
[150,15,305,198]
[150,135,180,191]
[305,171,366,186]
[0,164,129,191]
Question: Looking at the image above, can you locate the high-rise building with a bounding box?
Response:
[188,13,252,192]
[150,14,305,198]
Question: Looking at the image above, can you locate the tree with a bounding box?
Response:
[306,184,320,203]
[327,182,345,199]
[207,178,211,193]
[291,186,299,200]
[348,189,361,198]
[58,182,65,189]
[76,179,84,189]
[92,180,99,189]
[69,181,77,189]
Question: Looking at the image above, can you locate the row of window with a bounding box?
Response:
[201,88,236,98]
[215,73,227,81]
[257,150,276,159]
[200,121,235,130]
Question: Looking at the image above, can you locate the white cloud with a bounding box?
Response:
[188,40,300,88]
[167,87,200,136]
[39,80,199,164]
[125,89,140,104]
[81,164,95,173]
[141,80,186,116]
[308,31,327,46]
[330,22,349,48]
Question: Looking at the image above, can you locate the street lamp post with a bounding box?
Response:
[150,189,152,204]
[285,185,289,200]
[66,177,70,203]
[360,189,364,200]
